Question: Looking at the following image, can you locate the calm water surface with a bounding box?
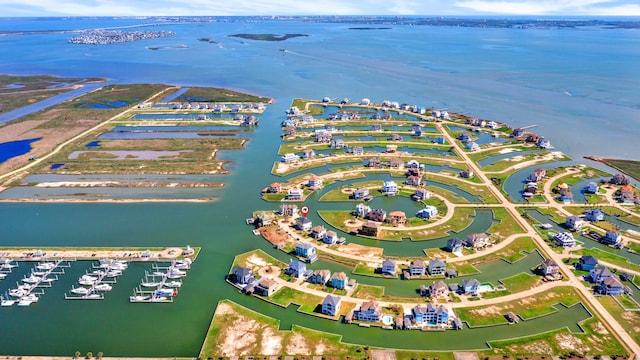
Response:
[0,17,639,355]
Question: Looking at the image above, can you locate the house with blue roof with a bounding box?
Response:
[577,255,598,271]
[428,259,446,275]
[585,208,605,222]
[602,231,622,246]
[416,206,438,219]
[287,260,307,278]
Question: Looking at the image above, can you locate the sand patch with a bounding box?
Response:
[315,340,328,354]
[260,327,283,355]
[246,254,268,267]
[339,243,383,258]
[286,333,310,355]
[218,317,260,356]
[554,333,589,353]
[469,305,503,316]
[498,148,518,154]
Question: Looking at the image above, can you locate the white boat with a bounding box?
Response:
[40,277,56,283]
[166,281,182,288]
[1,298,15,306]
[20,294,39,302]
[83,294,103,300]
[151,271,166,277]
[9,289,27,298]
[79,279,97,286]
[167,268,186,277]
[70,287,90,295]
[36,262,56,270]
[141,282,160,287]
[106,270,122,277]
[150,296,168,302]
[22,275,42,284]
[80,275,98,281]
[0,273,7,280]
[31,270,47,276]
[94,283,112,292]
[17,299,33,306]
[89,270,105,276]
[129,295,149,302]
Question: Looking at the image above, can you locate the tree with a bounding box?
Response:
[97,352,103,359]
[74,351,81,359]
[86,352,93,359]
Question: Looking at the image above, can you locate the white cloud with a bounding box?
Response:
[453,0,640,15]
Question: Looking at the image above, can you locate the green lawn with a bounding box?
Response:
[572,247,640,272]
[494,236,537,263]
[352,284,385,300]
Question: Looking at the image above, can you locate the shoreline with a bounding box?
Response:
[584,155,640,182]
[0,246,199,261]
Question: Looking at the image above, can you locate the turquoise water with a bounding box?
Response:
[0,17,639,356]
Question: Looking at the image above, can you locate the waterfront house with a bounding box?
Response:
[367,157,382,168]
[286,106,302,115]
[281,153,300,163]
[354,203,372,218]
[323,230,339,245]
[409,260,426,276]
[353,187,370,200]
[412,187,433,201]
[255,279,278,297]
[553,232,576,247]
[295,216,313,231]
[381,259,397,276]
[429,280,449,298]
[528,168,546,182]
[416,206,438,220]
[433,136,446,145]
[585,209,605,222]
[559,189,573,203]
[370,124,383,132]
[461,278,480,296]
[406,159,420,169]
[466,233,490,250]
[361,98,371,105]
[231,266,253,285]
[577,255,598,271]
[389,157,404,170]
[445,269,458,278]
[308,176,323,189]
[526,133,540,143]
[388,211,407,226]
[352,146,364,156]
[368,208,387,222]
[458,133,471,142]
[279,204,298,217]
[388,133,403,141]
[302,149,316,159]
[284,126,296,137]
[465,142,480,151]
[386,144,398,153]
[537,137,551,149]
[301,115,315,123]
[602,231,622,246]
[360,221,380,237]
[295,243,316,258]
[331,272,348,289]
[428,259,446,275]
[355,300,382,322]
[411,124,422,133]
[460,169,474,179]
[541,259,560,276]
[620,185,635,204]
[311,225,327,240]
[597,277,625,296]
[287,260,307,278]
[331,138,346,149]
[322,295,342,316]
[447,238,464,253]
[268,182,283,193]
[316,132,332,143]
[412,304,451,327]
[585,182,599,194]
[610,173,630,185]
[565,215,585,231]
[512,128,525,137]
[590,265,616,283]
[287,189,304,201]
[486,121,497,129]
[382,181,399,196]
[406,175,423,186]
[308,269,331,285]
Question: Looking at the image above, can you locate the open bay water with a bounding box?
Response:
[0,17,637,356]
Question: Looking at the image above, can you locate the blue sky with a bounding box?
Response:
[2,0,640,17]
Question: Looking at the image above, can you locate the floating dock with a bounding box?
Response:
[4,259,72,307]
[130,259,191,303]
[65,259,127,300]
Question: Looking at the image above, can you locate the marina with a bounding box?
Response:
[130,258,192,303]
[65,259,127,300]
[3,259,72,307]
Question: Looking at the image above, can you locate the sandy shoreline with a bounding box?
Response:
[0,246,196,261]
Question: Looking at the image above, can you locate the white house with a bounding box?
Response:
[382,181,398,196]
[565,216,585,231]
[281,153,300,163]
[416,206,438,219]
[554,232,576,247]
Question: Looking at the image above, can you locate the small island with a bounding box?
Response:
[68,29,176,45]
[228,33,309,41]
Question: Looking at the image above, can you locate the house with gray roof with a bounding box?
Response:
[428,259,446,275]
[321,295,342,316]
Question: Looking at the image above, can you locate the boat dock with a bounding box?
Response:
[130,259,191,303]
[65,259,127,300]
[0,258,19,280]
[3,259,72,307]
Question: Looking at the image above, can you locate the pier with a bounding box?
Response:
[3,259,72,307]
[65,259,127,300]
[0,258,19,281]
[130,259,191,303]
